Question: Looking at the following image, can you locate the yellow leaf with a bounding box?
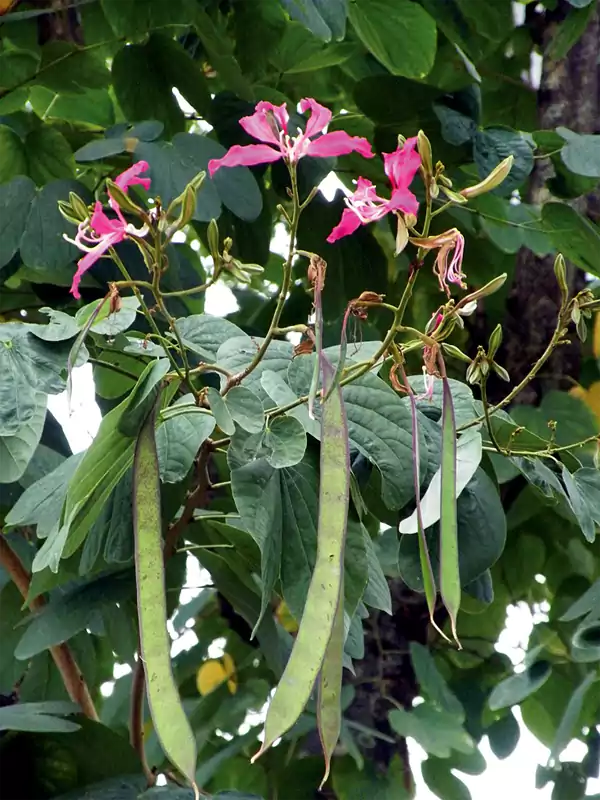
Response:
[196,660,227,696]
[594,314,600,360]
[584,381,600,424]
[275,599,299,634]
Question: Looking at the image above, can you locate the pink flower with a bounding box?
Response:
[65,161,150,299]
[207,98,374,175]
[327,137,421,243]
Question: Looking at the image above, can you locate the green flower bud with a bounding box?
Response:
[417,130,433,177]
[442,343,472,364]
[207,219,220,261]
[58,200,82,225]
[460,155,514,199]
[106,179,145,216]
[488,324,503,360]
[554,253,568,304]
[68,192,90,221]
[492,362,510,382]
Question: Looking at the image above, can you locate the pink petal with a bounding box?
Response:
[208,144,282,175]
[239,101,289,144]
[388,186,419,218]
[306,130,374,160]
[115,160,151,192]
[70,232,123,299]
[383,137,420,192]
[299,98,332,139]
[327,208,364,243]
[90,202,122,236]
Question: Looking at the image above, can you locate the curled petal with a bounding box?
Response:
[70,231,123,299]
[90,201,122,236]
[327,208,363,243]
[240,101,289,144]
[208,144,281,175]
[383,137,420,192]
[307,130,374,160]
[115,160,151,192]
[300,97,332,139]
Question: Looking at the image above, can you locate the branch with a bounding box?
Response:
[0,536,99,721]
[129,655,155,786]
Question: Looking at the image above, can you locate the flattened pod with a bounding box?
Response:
[440,377,461,647]
[133,403,199,790]
[253,356,350,760]
[317,586,344,787]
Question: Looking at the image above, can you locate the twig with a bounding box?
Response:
[0,536,99,721]
[129,656,156,786]
[164,442,212,559]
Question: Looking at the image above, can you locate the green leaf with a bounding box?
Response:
[399,430,482,533]
[29,86,115,129]
[560,577,600,622]
[348,0,437,80]
[176,314,247,363]
[473,128,534,195]
[409,642,464,719]
[561,467,600,543]
[74,136,129,163]
[207,387,236,436]
[137,133,263,222]
[542,202,600,277]
[15,570,134,659]
[261,369,320,439]
[332,756,412,800]
[192,8,254,101]
[488,661,552,711]
[289,361,424,509]
[0,393,46,483]
[156,397,216,484]
[487,711,520,760]
[25,126,75,184]
[389,705,475,758]
[134,403,198,787]
[549,672,597,764]
[34,41,111,94]
[119,358,170,438]
[20,180,82,271]
[231,459,282,632]
[361,528,391,614]
[559,130,600,178]
[0,701,80,733]
[0,124,27,182]
[398,468,507,590]
[219,337,294,405]
[4,452,83,538]
[75,296,140,337]
[264,416,307,468]
[225,386,265,434]
[280,0,335,41]
[421,758,472,800]
[61,398,136,563]
[548,2,597,60]
[0,176,36,269]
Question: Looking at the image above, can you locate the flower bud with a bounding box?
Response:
[417,130,433,177]
[441,186,468,205]
[466,361,481,385]
[58,200,82,225]
[460,273,507,306]
[207,219,220,261]
[106,179,145,216]
[442,343,472,364]
[460,155,514,199]
[395,215,409,255]
[68,192,89,221]
[488,324,503,360]
[492,362,510,382]
[553,253,568,303]
[167,184,197,233]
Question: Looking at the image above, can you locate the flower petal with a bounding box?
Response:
[90,201,122,236]
[115,160,151,192]
[240,101,289,144]
[70,232,123,299]
[327,208,364,243]
[299,98,332,139]
[383,137,420,192]
[388,186,419,218]
[208,144,281,175]
[307,130,374,160]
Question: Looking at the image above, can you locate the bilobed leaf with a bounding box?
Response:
[264,415,307,468]
[561,467,600,543]
[560,130,600,178]
[219,337,294,406]
[133,403,198,788]
[25,126,74,184]
[280,0,334,41]
[488,661,552,711]
[255,356,350,761]
[75,296,140,337]
[0,124,27,182]
[348,0,437,80]
[156,396,216,484]
[225,386,265,434]
[260,369,320,439]
[421,758,472,800]
[231,459,282,633]
[208,387,236,436]
[176,315,247,363]
[487,712,520,760]
[0,176,36,269]
[440,378,461,645]
[19,180,83,272]
[0,393,46,483]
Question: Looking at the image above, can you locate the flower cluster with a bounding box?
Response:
[64,161,150,299]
